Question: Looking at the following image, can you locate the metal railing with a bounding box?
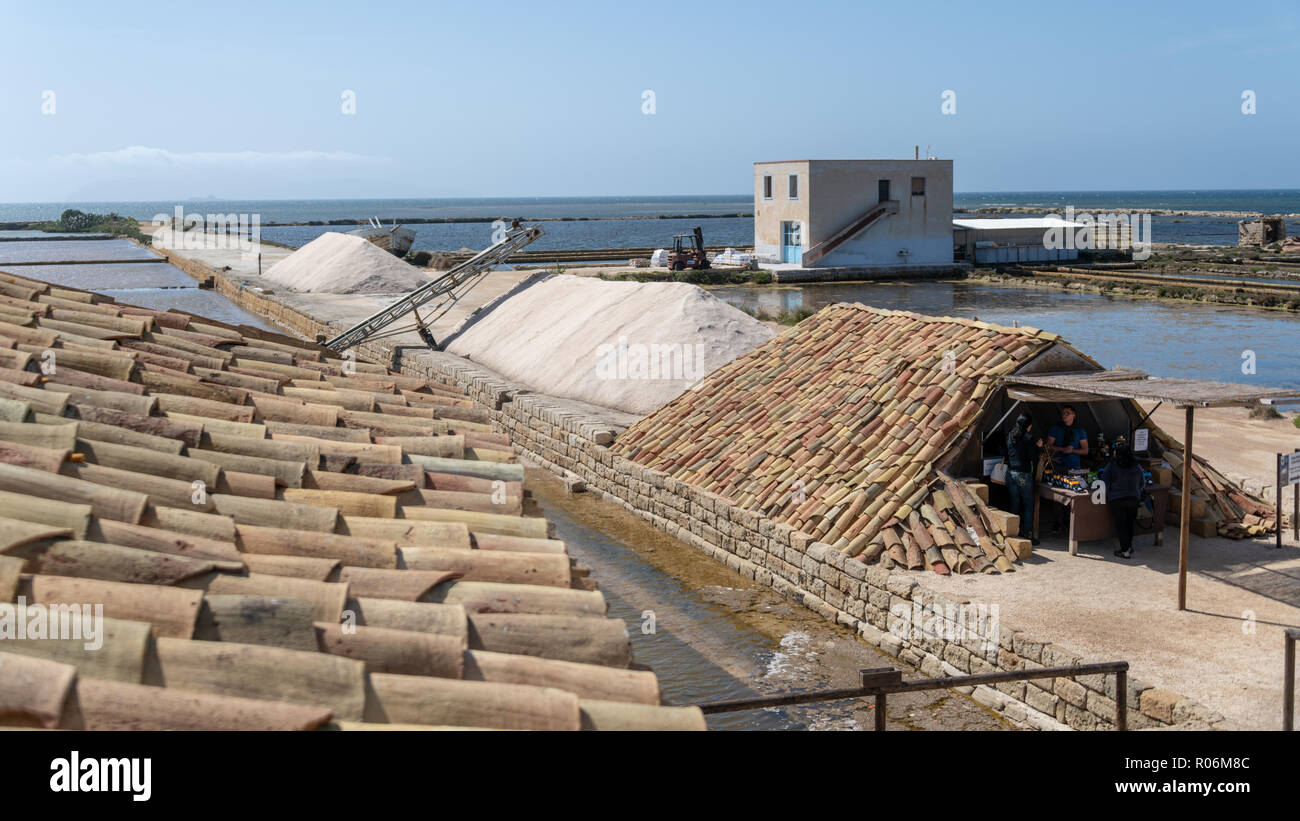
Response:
[697,661,1130,730]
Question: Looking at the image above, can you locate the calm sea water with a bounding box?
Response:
[713,281,1300,391]
[260,218,755,253]
[2,191,1296,249]
[955,190,1300,213]
[0,196,752,224]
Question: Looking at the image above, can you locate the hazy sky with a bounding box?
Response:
[2,0,1298,201]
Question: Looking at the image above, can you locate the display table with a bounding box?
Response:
[1033,484,1169,555]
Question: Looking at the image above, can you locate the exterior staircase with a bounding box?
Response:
[800,200,899,266]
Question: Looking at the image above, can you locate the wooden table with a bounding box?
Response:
[1033,483,1169,555]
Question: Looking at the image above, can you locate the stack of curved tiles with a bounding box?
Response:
[0,269,702,732]
[614,303,1061,576]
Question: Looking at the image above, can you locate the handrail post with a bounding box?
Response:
[1286,630,1296,732]
[1116,668,1127,731]
[875,694,886,731]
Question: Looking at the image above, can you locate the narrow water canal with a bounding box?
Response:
[0,237,277,330]
[528,469,1009,731]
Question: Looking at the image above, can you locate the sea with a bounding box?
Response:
[2,190,1297,251]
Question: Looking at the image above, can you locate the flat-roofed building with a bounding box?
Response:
[952,216,1088,263]
[753,159,954,268]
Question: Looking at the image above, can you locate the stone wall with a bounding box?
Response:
[186,264,1223,731]
[446,367,1221,731]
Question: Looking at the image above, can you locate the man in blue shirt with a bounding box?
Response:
[1047,405,1089,470]
[1043,405,1090,535]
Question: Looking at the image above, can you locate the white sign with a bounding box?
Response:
[1282,452,1300,487]
[1133,428,1149,452]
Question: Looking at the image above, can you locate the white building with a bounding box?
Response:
[753,159,955,269]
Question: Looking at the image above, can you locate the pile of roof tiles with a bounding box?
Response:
[0,270,703,731]
[614,304,1065,576]
[1161,448,1278,539]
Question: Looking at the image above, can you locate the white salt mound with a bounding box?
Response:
[444,274,776,415]
[262,232,432,294]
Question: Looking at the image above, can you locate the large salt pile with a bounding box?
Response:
[262,231,432,294]
[443,274,776,415]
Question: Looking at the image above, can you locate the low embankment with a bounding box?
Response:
[986,265,1300,312]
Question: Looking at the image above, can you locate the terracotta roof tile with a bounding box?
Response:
[0,271,693,730]
[614,303,1055,574]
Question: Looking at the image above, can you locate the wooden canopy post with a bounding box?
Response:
[1178,406,1194,611]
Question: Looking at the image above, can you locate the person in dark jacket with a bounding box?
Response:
[1103,442,1145,558]
[1004,412,1042,544]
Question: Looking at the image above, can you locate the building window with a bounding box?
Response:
[911,177,925,196]
[788,174,799,200]
[763,175,773,200]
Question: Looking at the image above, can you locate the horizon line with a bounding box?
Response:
[4,187,1300,206]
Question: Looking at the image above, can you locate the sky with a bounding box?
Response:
[1,0,1298,201]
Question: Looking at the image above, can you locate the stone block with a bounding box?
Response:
[1001,701,1028,725]
[969,655,997,675]
[843,558,868,581]
[1053,677,1088,709]
[972,685,1006,710]
[995,680,1026,702]
[943,644,972,672]
[863,565,890,587]
[1085,690,1118,724]
[885,575,918,599]
[1041,644,1082,669]
[879,633,903,657]
[806,541,832,563]
[1063,703,1102,731]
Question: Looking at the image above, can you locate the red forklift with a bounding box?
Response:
[667,226,710,271]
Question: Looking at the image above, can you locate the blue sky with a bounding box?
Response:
[1,0,1297,201]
